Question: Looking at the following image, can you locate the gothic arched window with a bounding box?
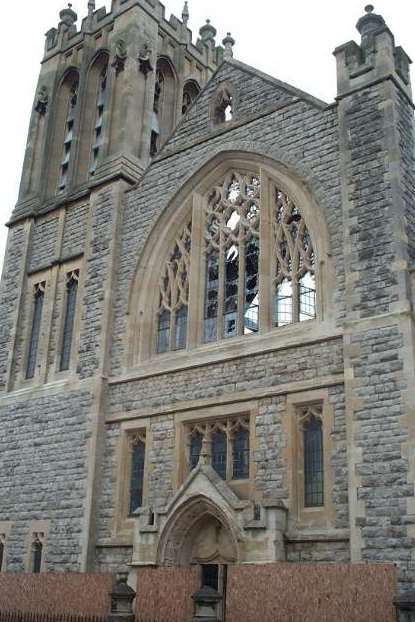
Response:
[190,430,203,470]
[157,222,191,353]
[58,74,79,191]
[151,59,177,156]
[129,434,146,514]
[301,406,324,508]
[232,427,250,480]
[26,282,46,380]
[182,80,201,115]
[60,270,79,371]
[213,86,234,125]
[90,62,109,175]
[148,165,318,359]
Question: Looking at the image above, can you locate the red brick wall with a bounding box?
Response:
[225,563,397,622]
[0,574,113,615]
[136,567,199,621]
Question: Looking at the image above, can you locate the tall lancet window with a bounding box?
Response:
[26,282,46,380]
[58,79,79,191]
[90,64,108,175]
[300,405,324,508]
[32,534,44,574]
[157,222,192,353]
[273,189,316,326]
[204,172,261,342]
[60,270,80,371]
[129,432,146,515]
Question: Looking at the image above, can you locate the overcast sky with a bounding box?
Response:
[1,0,414,275]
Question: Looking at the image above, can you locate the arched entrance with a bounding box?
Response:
[157,495,240,567]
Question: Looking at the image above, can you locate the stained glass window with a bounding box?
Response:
[211,431,227,480]
[26,283,45,380]
[190,431,203,470]
[130,438,146,514]
[304,415,324,507]
[232,428,250,480]
[60,271,79,371]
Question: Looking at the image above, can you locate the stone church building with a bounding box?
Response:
[0,0,415,606]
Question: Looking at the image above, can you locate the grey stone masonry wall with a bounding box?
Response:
[110,61,345,375]
[0,223,28,390]
[0,388,93,571]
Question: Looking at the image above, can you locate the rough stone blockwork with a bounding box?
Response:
[0,390,93,572]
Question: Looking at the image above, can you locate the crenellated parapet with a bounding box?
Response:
[334,5,412,101]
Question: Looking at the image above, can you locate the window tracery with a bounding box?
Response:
[148,166,320,359]
[273,188,316,326]
[157,222,192,353]
[186,416,250,480]
[204,172,260,342]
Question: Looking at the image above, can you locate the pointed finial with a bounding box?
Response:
[88,0,95,17]
[59,2,78,27]
[182,1,189,27]
[222,32,235,61]
[365,4,374,12]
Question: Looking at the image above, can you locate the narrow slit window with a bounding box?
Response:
[130,437,146,514]
[304,415,324,507]
[0,537,4,572]
[232,428,250,480]
[26,283,45,380]
[60,271,79,371]
[32,538,43,574]
[212,430,227,480]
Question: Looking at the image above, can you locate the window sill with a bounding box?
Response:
[113,320,341,385]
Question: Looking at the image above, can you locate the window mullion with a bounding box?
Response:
[259,170,272,334]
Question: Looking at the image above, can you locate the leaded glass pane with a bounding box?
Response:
[157,310,170,353]
[300,272,316,321]
[175,306,187,351]
[190,432,203,470]
[204,252,219,343]
[32,541,42,574]
[244,238,259,334]
[130,440,145,514]
[224,245,239,339]
[26,286,45,380]
[232,428,250,480]
[60,275,78,371]
[274,279,293,326]
[304,416,324,507]
[212,431,227,479]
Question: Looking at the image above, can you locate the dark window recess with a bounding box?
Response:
[190,432,203,470]
[202,564,219,590]
[212,431,227,479]
[26,285,45,379]
[232,428,250,480]
[304,416,324,507]
[157,310,171,353]
[130,440,145,514]
[224,247,239,339]
[148,510,155,526]
[254,504,261,521]
[174,307,188,351]
[204,251,219,343]
[0,541,4,571]
[150,130,159,157]
[60,273,79,371]
[244,239,259,334]
[32,540,43,574]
